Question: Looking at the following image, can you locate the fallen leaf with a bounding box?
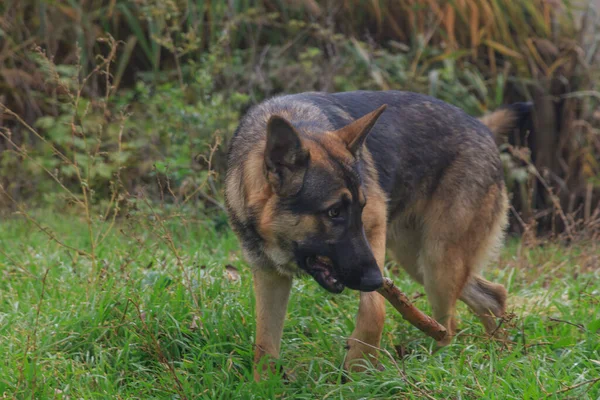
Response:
[411,292,425,301]
[190,315,202,331]
[225,264,241,282]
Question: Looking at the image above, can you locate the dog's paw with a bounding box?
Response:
[343,338,384,374]
[342,358,385,383]
[253,358,294,383]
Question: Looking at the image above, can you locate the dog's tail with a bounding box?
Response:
[478,102,532,141]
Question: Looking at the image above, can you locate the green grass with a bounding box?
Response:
[0,211,599,399]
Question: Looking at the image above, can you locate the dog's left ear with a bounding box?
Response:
[334,104,387,155]
[264,115,310,197]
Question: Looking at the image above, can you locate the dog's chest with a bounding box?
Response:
[263,244,298,277]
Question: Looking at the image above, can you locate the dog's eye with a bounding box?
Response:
[327,206,342,219]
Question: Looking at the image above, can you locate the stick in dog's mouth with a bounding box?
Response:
[377,277,448,341]
[303,258,447,341]
[305,256,345,294]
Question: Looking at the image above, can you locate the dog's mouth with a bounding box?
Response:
[305,256,345,294]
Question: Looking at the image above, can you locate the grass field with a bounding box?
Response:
[0,211,599,399]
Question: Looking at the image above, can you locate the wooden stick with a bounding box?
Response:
[377,277,448,342]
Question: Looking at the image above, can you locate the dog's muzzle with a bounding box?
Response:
[305,256,345,293]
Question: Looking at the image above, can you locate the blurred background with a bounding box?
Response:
[1,3,599,398]
[1,0,599,238]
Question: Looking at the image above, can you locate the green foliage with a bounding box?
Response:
[0,214,599,398]
[3,50,249,208]
[115,63,249,186]
[0,0,598,232]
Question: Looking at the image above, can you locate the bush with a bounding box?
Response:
[0,0,599,236]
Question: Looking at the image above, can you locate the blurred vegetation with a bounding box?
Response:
[0,0,599,237]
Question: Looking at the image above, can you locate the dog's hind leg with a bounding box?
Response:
[419,242,466,345]
[422,182,509,343]
[252,267,293,382]
[459,187,509,334]
[460,275,507,334]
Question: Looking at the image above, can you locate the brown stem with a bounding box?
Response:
[377,278,447,341]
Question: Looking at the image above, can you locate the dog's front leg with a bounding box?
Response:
[252,267,293,382]
[344,221,387,373]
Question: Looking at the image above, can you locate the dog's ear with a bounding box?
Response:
[335,104,387,155]
[264,115,309,197]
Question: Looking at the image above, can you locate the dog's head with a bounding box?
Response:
[262,104,387,293]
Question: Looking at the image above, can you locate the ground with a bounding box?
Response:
[0,211,598,399]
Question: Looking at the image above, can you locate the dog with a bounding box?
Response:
[224,90,530,381]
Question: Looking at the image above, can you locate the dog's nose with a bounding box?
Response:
[358,267,383,292]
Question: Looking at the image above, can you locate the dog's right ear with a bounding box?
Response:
[264,115,309,197]
[334,104,387,155]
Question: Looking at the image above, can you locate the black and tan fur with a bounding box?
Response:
[225,90,530,381]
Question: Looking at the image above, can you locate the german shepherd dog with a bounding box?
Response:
[225,90,529,381]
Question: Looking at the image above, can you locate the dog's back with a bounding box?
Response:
[281,91,504,209]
